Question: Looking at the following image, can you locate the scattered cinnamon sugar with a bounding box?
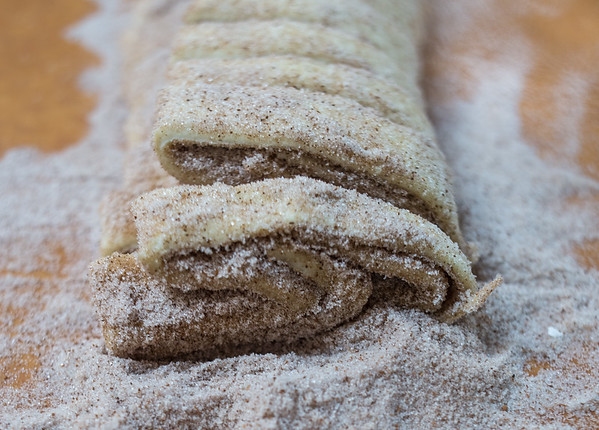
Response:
[1,0,598,428]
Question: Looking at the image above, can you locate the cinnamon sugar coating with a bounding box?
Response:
[91,0,499,360]
[153,80,463,248]
[149,0,470,253]
[91,178,499,359]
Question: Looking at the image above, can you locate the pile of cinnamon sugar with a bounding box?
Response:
[1,0,597,428]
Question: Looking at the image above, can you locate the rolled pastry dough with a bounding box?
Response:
[150,0,469,252]
[91,0,499,360]
[91,178,499,359]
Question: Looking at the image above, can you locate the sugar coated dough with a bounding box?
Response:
[91,0,498,360]
[91,177,499,359]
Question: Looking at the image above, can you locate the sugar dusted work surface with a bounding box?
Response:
[1,0,598,428]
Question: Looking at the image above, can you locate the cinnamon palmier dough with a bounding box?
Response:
[90,178,499,359]
[150,0,471,253]
[167,57,431,135]
[153,81,464,249]
[93,0,499,361]
[172,21,403,84]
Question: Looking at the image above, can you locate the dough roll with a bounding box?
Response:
[91,0,499,360]
[91,178,499,360]
[149,0,471,252]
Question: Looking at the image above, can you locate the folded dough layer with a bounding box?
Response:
[166,57,431,132]
[173,20,403,83]
[91,178,499,359]
[91,249,372,360]
[153,81,464,249]
[184,0,420,57]
[92,0,500,361]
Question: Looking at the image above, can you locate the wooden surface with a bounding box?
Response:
[0,0,98,157]
[0,0,597,425]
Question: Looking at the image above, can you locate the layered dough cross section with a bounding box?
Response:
[92,178,499,359]
[90,0,499,359]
